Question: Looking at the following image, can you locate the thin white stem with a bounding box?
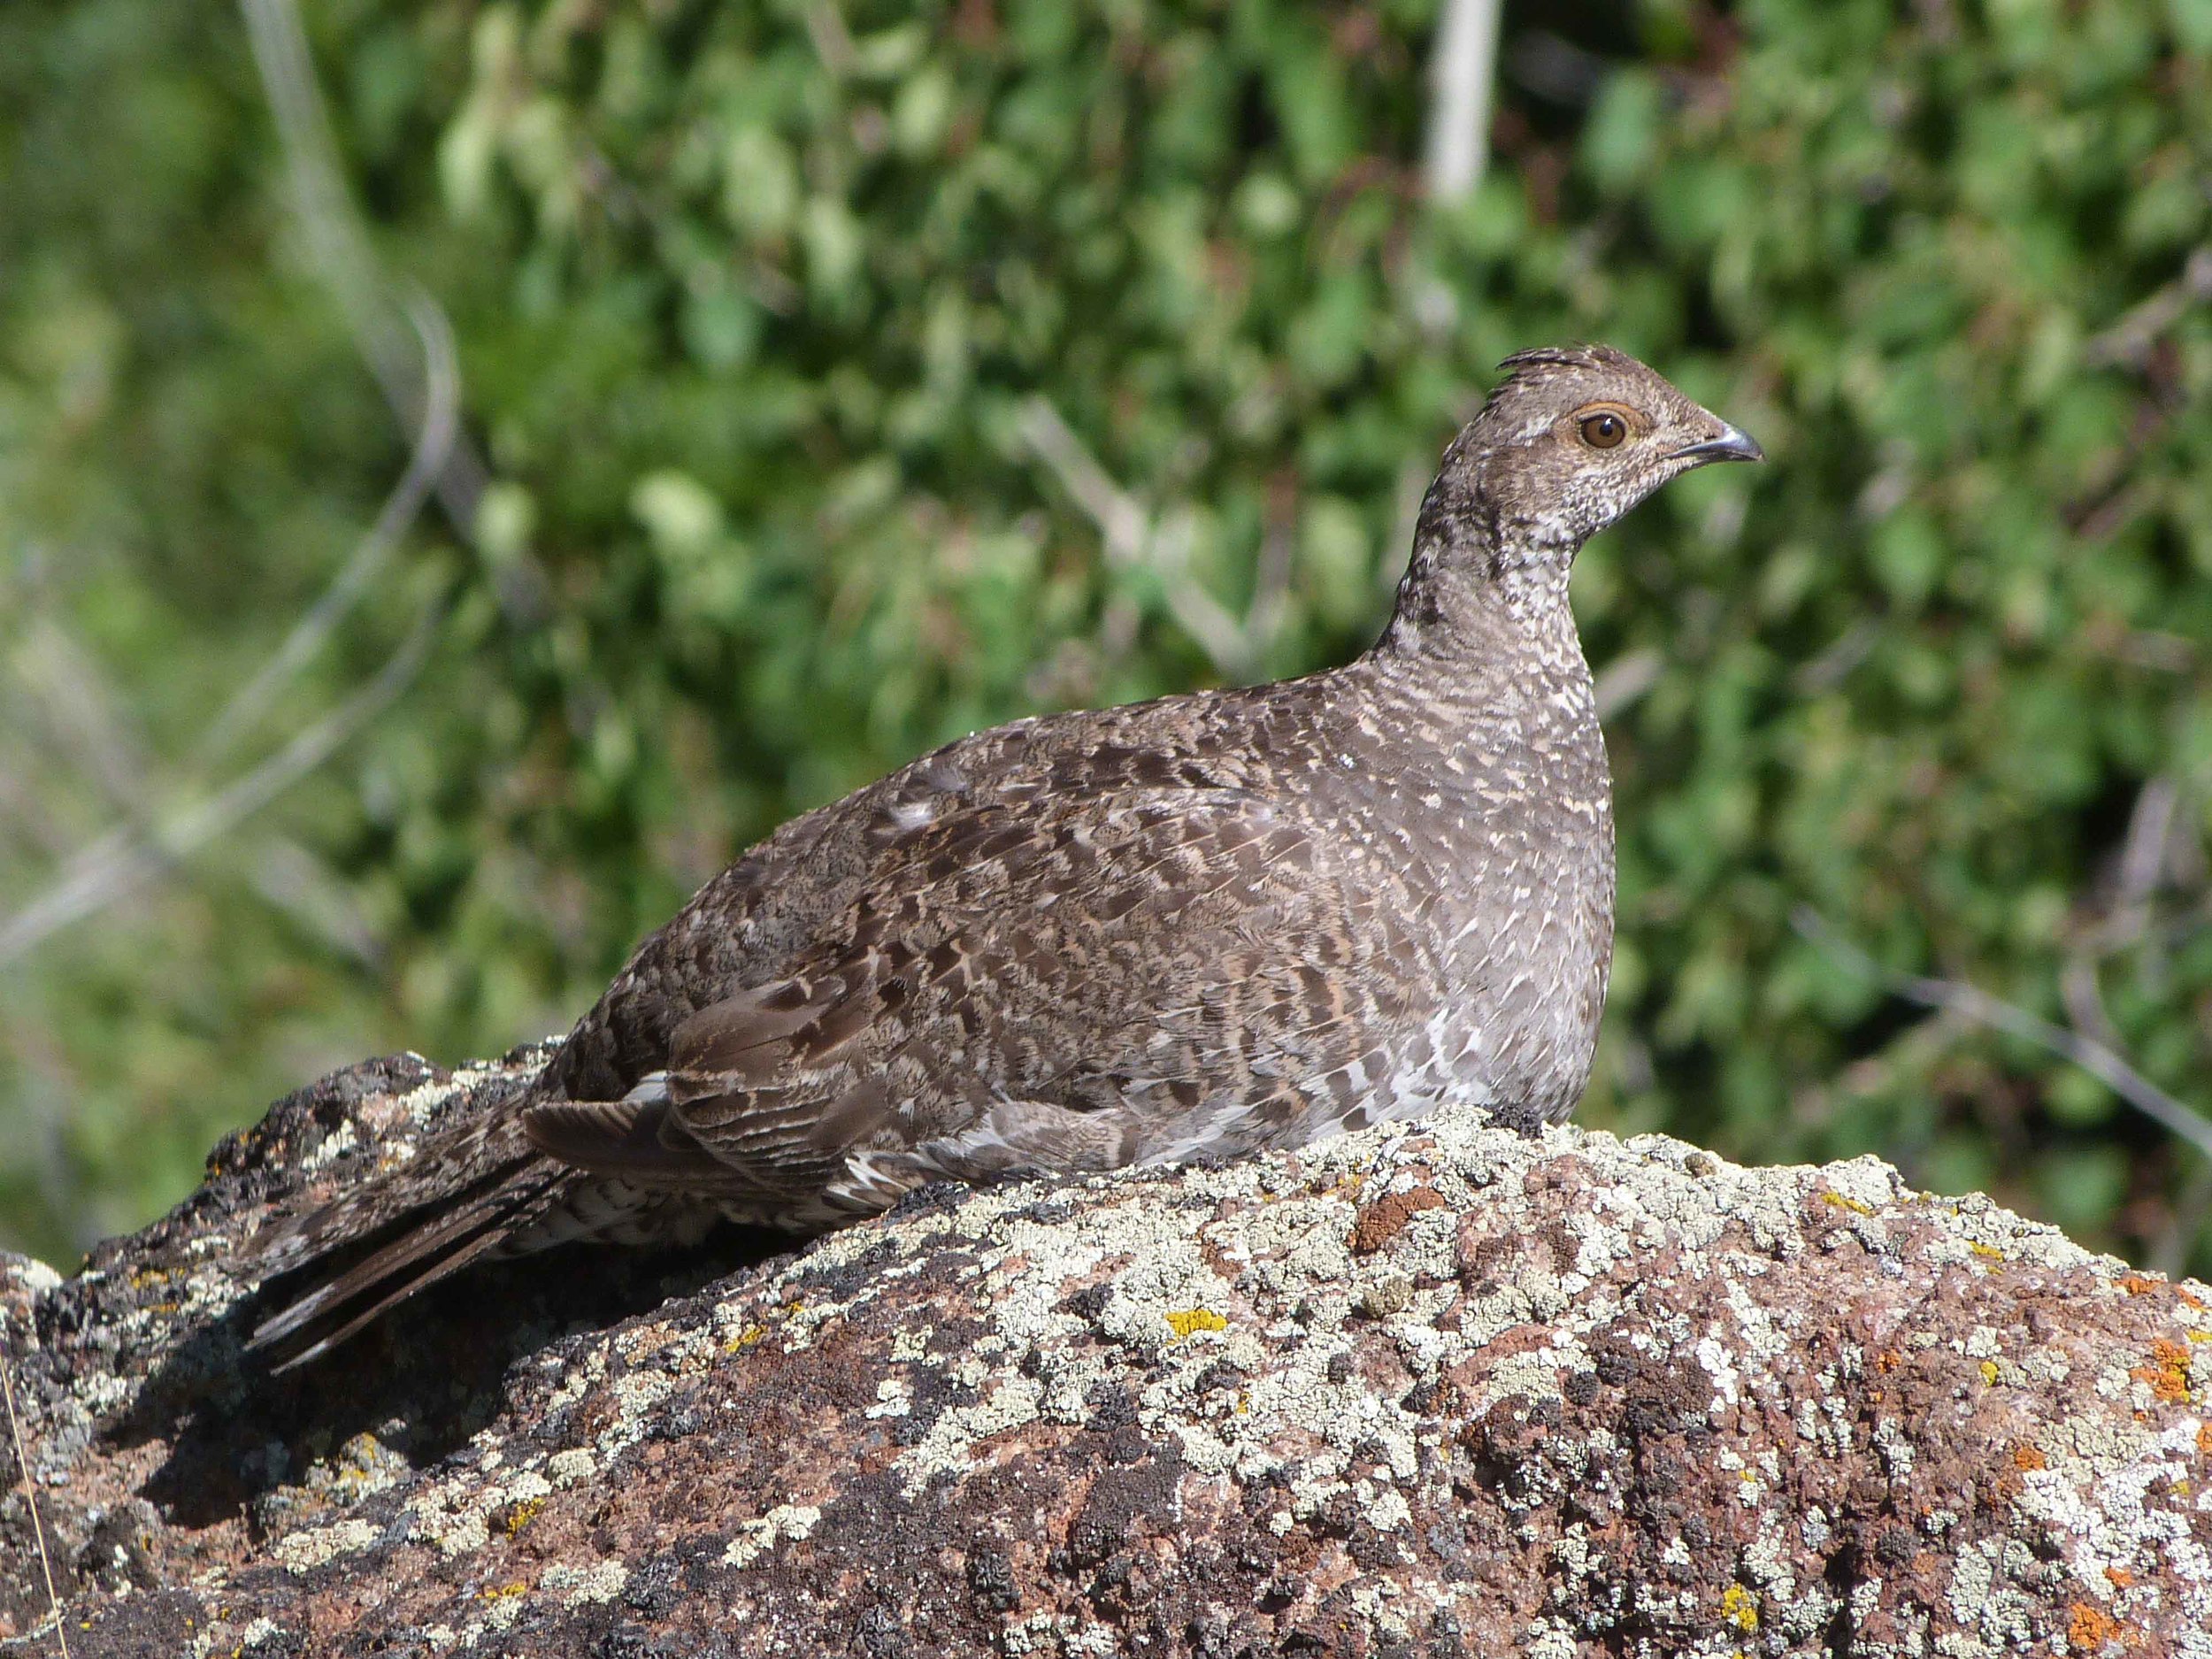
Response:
[1017,396,1258,680]
[2,1326,70,1659]
[0,601,440,968]
[1592,648,1662,720]
[199,292,458,760]
[236,0,486,532]
[1425,0,1502,203]
[1792,907,2212,1165]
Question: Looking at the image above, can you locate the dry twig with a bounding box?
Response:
[2,1322,69,1658]
[236,0,486,534]
[1018,396,1263,680]
[0,600,440,967]
[199,292,458,760]
[0,0,501,966]
[1792,906,2212,1165]
[2082,247,2212,369]
[1592,648,1663,721]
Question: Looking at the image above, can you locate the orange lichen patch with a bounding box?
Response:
[1820,1191,1874,1216]
[1351,1186,1448,1254]
[2131,1339,2193,1404]
[2117,1274,2162,1296]
[2103,1566,2133,1590]
[2067,1602,2121,1653]
[2011,1442,2048,1472]
[2177,1287,2206,1311]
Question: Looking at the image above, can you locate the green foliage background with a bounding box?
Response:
[4,0,2209,1274]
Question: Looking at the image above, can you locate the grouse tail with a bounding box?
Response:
[236,1116,565,1371]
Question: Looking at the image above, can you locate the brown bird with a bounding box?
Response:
[242,344,1761,1366]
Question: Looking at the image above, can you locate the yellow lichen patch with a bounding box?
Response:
[2131,1340,2193,1404]
[499,1497,545,1537]
[2011,1442,2047,1472]
[1979,1360,2000,1386]
[1969,1242,2004,1260]
[723,1324,768,1354]
[1721,1584,1759,1633]
[2185,1329,2210,1344]
[1820,1192,1874,1216]
[1165,1308,1227,1340]
[2066,1601,2122,1653]
[479,1580,528,1601]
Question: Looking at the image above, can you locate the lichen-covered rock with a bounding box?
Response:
[2,1052,2208,1657]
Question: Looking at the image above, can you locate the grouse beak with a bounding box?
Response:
[1670,421,1764,466]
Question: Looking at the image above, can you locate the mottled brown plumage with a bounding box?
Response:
[242,345,1760,1365]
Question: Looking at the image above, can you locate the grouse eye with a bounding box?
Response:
[1578,411,1628,449]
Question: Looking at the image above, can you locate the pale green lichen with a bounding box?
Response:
[723,1502,823,1568]
[541,1559,629,1604]
[543,1447,596,1488]
[272,1517,379,1575]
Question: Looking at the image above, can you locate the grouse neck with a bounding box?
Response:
[1345,531,1604,810]
[1367,514,1593,703]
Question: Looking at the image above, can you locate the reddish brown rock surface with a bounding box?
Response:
[2,1048,2208,1657]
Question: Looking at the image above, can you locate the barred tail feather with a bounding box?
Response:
[249,1167,562,1371]
[239,1117,566,1369]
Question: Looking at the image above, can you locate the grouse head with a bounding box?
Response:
[1413,344,1762,595]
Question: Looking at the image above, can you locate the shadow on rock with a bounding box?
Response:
[113,1230,790,1532]
[29,1051,804,1537]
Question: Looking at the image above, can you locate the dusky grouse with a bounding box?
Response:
[244,344,1761,1365]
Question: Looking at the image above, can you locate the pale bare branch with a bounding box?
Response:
[802,0,858,78]
[0,599,440,967]
[2082,246,2212,369]
[1592,648,1662,721]
[5,609,152,816]
[199,291,459,760]
[248,838,388,971]
[1792,907,2212,1165]
[1017,396,1259,680]
[236,0,487,533]
[1425,0,1503,203]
